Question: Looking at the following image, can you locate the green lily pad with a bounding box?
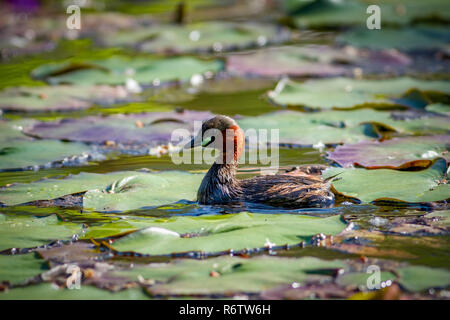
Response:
[31,56,223,86]
[396,266,450,292]
[0,170,204,212]
[327,136,450,169]
[114,256,347,295]
[109,213,346,255]
[336,270,396,289]
[338,26,450,51]
[0,120,92,171]
[83,171,204,212]
[323,158,450,204]
[0,139,92,171]
[426,103,450,116]
[103,21,287,53]
[0,85,136,112]
[290,0,450,28]
[268,77,450,110]
[0,214,82,251]
[238,109,393,146]
[337,265,450,292]
[425,210,450,227]
[0,283,150,300]
[0,253,47,285]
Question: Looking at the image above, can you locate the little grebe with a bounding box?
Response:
[185,115,335,208]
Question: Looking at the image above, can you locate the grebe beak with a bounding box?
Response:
[183,134,215,149]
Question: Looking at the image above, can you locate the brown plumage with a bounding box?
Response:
[185,115,334,208]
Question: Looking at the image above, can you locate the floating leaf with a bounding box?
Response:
[290,0,450,28]
[0,170,204,212]
[113,256,347,295]
[0,283,149,300]
[425,210,450,228]
[338,26,450,51]
[396,266,450,292]
[0,120,92,171]
[227,45,411,78]
[238,109,393,146]
[23,110,213,146]
[31,56,223,86]
[327,136,450,169]
[103,21,287,53]
[0,140,92,171]
[0,253,47,285]
[0,214,82,251]
[337,265,450,292]
[0,85,135,112]
[268,77,450,110]
[109,213,347,254]
[426,103,450,116]
[323,158,450,203]
[336,271,396,289]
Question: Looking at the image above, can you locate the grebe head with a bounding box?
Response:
[184,115,244,163]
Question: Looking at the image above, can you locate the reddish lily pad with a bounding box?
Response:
[327,136,450,169]
[227,45,411,78]
[24,110,213,146]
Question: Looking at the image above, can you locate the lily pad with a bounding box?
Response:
[268,77,450,110]
[227,45,411,78]
[113,256,347,295]
[31,56,223,86]
[323,158,450,204]
[23,110,214,146]
[337,266,450,292]
[103,21,288,53]
[0,85,135,112]
[0,170,204,212]
[109,213,346,255]
[290,0,450,28]
[396,266,450,292]
[0,283,149,300]
[338,26,450,51]
[426,103,450,116]
[425,210,450,228]
[238,109,390,146]
[0,214,82,251]
[327,136,450,169]
[0,120,92,171]
[0,253,47,285]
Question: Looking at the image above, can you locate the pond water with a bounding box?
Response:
[0,0,449,300]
